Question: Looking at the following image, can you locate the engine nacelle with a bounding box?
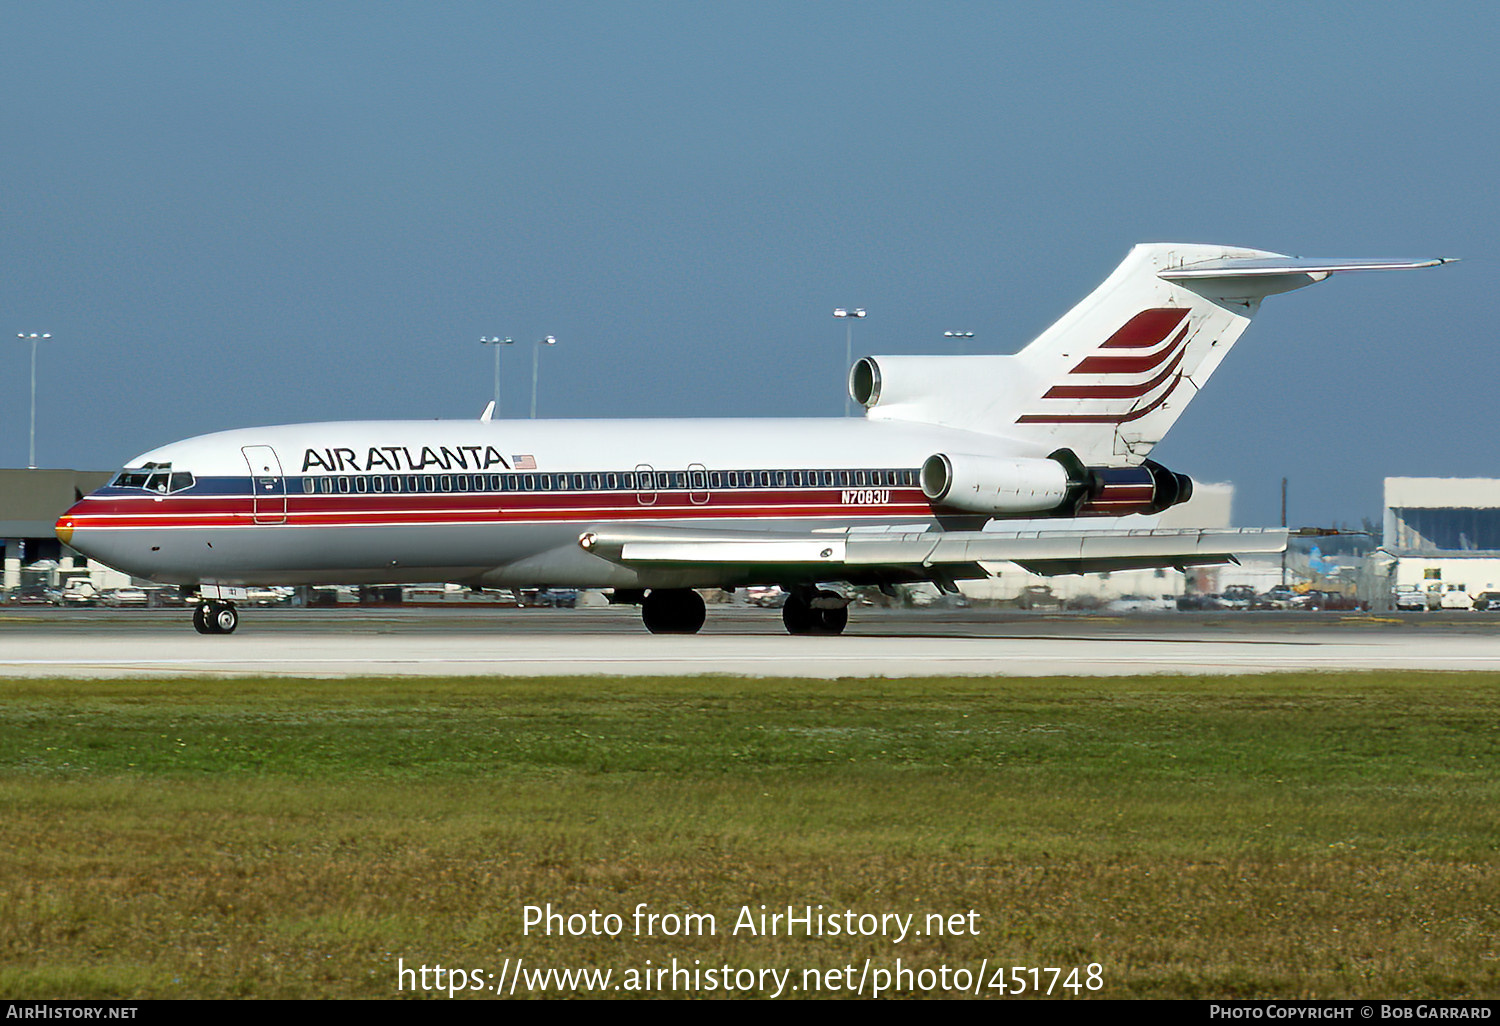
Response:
[920,453,1073,515]
[920,451,1195,519]
[1074,460,1194,517]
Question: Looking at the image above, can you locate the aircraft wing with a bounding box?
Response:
[579,525,1287,579]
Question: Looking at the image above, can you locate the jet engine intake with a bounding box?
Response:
[920,453,1073,515]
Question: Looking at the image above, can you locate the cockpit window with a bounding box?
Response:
[111,463,195,493]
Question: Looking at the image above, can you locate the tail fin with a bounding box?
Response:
[854,244,1451,464]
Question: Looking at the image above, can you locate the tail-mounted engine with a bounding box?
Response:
[920,449,1193,519]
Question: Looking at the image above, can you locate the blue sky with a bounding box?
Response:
[3,2,1492,526]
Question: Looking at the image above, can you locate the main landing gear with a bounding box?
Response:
[192,601,239,635]
[641,588,707,634]
[781,588,849,636]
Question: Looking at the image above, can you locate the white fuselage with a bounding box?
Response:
[57,416,1052,590]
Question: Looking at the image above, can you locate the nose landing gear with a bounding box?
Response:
[192,601,239,635]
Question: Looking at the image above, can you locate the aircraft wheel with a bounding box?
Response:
[199,602,239,635]
[782,593,816,635]
[783,590,848,635]
[814,590,849,636]
[642,589,706,634]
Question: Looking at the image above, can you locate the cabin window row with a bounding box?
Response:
[298,468,919,495]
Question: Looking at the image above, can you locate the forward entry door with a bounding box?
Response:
[242,445,288,525]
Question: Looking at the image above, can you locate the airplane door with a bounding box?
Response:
[242,445,287,525]
[688,463,709,505]
[635,463,656,506]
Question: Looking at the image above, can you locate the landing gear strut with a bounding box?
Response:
[641,589,706,634]
[782,588,849,636]
[193,601,239,635]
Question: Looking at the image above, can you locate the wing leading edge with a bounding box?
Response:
[578,525,1287,579]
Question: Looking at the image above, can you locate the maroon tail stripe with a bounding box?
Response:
[1016,373,1184,424]
[1071,323,1190,375]
[1099,308,1189,349]
[1043,343,1188,399]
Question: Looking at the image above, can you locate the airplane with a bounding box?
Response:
[55,243,1452,636]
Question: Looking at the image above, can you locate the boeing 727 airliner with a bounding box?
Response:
[55,244,1452,635]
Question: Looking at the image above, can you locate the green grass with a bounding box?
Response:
[1,672,1497,999]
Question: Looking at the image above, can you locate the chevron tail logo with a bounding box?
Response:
[1016,308,1191,424]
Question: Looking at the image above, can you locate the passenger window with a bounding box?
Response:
[573,474,585,489]
[709,472,722,488]
[555,475,569,491]
[372,476,385,493]
[522,474,535,490]
[691,470,706,489]
[423,476,435,492]
[588,474,601,489]
[759,471,771,487]
[440,475,452,491]
[606,473,618,489]
[338,477,351,493]
[774,471,787,487]
[622,472,636,489]
[505,475,519,491]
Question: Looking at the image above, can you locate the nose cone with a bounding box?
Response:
[55,500,84,549]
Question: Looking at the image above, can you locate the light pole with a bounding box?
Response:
[531,335,556,419]
[479,336,513,413]
[833,308,865,416]
[17,333,50,469]
[944,330,974,355]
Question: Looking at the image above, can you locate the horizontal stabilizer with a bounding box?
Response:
[1162,256,1455,280]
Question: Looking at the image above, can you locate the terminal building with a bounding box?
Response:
[0,468,126,593]
[1367,477,1500,608]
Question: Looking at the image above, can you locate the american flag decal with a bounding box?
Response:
[512,454,537,470]
[1017,308,1192,424]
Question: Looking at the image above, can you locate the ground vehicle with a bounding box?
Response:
[1218,585,1254,610]
[1394,589,1431,612]
[60,579,101,606]
[100,588,149,607]
[1473,592,1500,611]
[1440,585,1473,610]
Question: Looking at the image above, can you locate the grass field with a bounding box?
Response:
[1,672,1497,999]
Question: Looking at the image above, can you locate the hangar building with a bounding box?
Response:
[0,468,122,592]
[1369,477,1500,608]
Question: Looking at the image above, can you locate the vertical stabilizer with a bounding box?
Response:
[854,244,1450,464]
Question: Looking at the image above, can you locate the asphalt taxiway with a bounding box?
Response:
[3,606,1500,678]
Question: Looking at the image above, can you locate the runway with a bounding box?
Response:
[3,605,1500,678]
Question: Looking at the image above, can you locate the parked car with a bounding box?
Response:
[1106,594,1177,613]
[60,580,101,606]
[1393,589,1431,611]
[1440,585,1474,610]
[7,586,59,605]
[1218,585,1254,610]
[100,588,149,607]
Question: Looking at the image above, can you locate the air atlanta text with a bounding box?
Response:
[302,446,512,474]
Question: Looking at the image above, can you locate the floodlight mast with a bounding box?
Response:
[479,336,514,413]
[17,333,51,469]
[531,335,557,419]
